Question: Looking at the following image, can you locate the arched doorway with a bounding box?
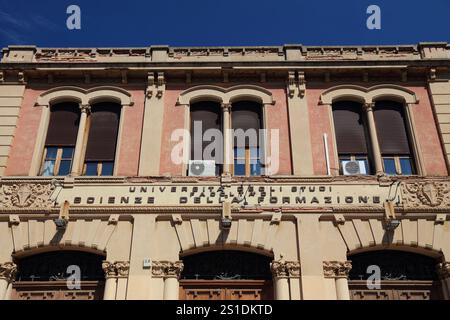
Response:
[179,250,273,300]
[12,251,105,300]
[348,250,443,300]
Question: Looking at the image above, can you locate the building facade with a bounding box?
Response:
[0,43,450,300]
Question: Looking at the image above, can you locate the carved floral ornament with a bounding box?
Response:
[270,259,301,278]
[0,184,55,209]
[323,261,352,278]
[402,181,450,208]
[102,261,130,278]
[0,262,17,281]
[151,261,184,279]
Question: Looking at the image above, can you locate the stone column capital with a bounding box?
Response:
[152,261,184,279]
[221,102,232,112]
[80,104,91,114]
[102,261,130,279]
[437,262,450,279]
[363,102,375,112]
[271,259,301,278]
[0,262,17,283]
[323,261,352,279]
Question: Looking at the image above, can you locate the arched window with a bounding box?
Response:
[232,101,263,177]
[348,250,442,300]
[83,102,121,176]
[374,101,416,175]
[13,251,105,300]
[332,101,372,175]
[190,101,222,176]
[41,102,80,176]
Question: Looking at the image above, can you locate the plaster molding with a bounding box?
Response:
[151,261,184,279]
[323,261,352,278]
[402,181,450,208]
[271,258,301,278]
[320,84,418,105]
[0,262,17,282]
[36,86,134,107]
[0,183,54,209]
[102,261,130,279]
[177,84,274,106]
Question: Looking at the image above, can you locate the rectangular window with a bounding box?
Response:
[383,156,415,176]
[234,146,262,177]
[41,147,74,176]
[83,161,114,177]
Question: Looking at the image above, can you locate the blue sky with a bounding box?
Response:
[0,0,449,49]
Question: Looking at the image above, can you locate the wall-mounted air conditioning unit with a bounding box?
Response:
[188,160,216,177]
[342,160,367,175]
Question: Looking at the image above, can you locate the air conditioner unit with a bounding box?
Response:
[188,160,216,177]
[342,160,367,175]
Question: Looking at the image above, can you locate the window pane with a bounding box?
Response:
[250,161,261,176]
[234,147,245,158]
[234,163,246,176]
[62,147,74,159]
[355,157,370,175]
[101,162,114,176]
[85,162,98,176]
[383,158,397,175]
[42,160,55,176]
[400,158,413,175]
[58,160,72,176]
[250,147,259,159]
[45,147,58,159]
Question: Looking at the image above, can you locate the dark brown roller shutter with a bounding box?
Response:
[190,101,222,160]
[232,101,262,147]
[374,101,411,155]
[45,102,80,146]
[332,101,368,154]
[85,103,121,162]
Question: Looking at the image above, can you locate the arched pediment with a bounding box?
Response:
[177,85,275,106]
[320,84,418,105]
[36,86,134,107]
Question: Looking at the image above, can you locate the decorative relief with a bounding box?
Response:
[323,261,352,278]
[402,181,450,208]
[0,262,17,282]
[152,261,184,279]
[271,258,301,278]
[102,261,130,278]
[0,184,55,209]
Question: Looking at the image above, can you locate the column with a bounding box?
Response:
[221,103,232,176]
[323,261,352,300]
[271,259,301,300]
[152,261,184,300]
[71,104,90,176]
[0,262,17,300]
[115,261,130,300]
[437,262,450,299]
[102,261,118,300]
[30,105,51,176]
[364,102,383,175]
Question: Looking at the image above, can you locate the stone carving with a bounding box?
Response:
[323,261,352,278]
[0,262,17,281]
[102,261,130,278]
[271,258,301,278]
[151,261,184,279]
[402,182,450,208]
[0,184,55,209]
